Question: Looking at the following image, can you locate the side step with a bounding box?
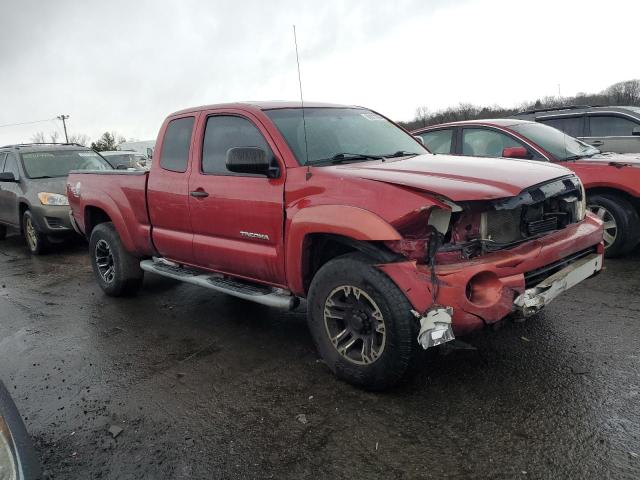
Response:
[140,259,299,310]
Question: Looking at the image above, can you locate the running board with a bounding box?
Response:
[140,259,299,310]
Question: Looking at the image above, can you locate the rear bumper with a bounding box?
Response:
[378,213,604,335]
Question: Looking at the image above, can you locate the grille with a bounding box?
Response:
[526,217,558,236]
[483,207,522,243]
[524,247,596,288]
[45,217,64,228]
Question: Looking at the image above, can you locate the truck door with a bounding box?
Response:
[147,115,197,264]
[187,112,286,286]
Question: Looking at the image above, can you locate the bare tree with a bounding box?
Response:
[604,80,640,104]
[414,106,430,127]
[30,131,47,143]
[49,131,59,143]
[68,133,90,146]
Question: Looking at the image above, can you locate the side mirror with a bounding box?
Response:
[632,127,640,136]
[0,172,17,182]
[502,146,529,159]
[116,164,129,170]
[414,135,425,145]
[147,148,153,159]
[226,147,279,178]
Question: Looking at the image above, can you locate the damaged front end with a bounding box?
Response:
[381,175,602,348]
[438,175,587,263]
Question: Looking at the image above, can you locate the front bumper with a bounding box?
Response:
[378,213,604,336]
[29,205,74,235]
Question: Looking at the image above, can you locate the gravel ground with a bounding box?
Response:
[0,233,638,479]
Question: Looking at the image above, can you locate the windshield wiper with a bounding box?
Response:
[380,151,420,159]
[319,153,384,164]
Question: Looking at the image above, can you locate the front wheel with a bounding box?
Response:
[307,253,422,390]
[23,210,49,255]
[89,222,144,296]
[588,193,640,257]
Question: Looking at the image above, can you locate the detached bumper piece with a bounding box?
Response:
[514,253,603,317]
[415,307,455,349]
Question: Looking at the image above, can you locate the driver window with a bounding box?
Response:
[202,116,273,175]
[462,128,524,157]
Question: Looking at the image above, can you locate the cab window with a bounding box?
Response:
[461,128,524,157]
[159,117,195,173]
[418,129,453,154]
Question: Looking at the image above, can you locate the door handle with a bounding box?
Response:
[590,140,604,146]
[190,190,209,198]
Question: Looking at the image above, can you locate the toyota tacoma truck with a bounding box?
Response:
[67,102,604,390]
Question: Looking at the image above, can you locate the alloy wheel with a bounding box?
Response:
[95,239,116,284]
[588,204,617,249]
[323,285,386,365]
[25,217,38,252]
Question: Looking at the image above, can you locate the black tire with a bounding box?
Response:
[307,253,422,390]
[588,193,640,257]
[23,210,49,255]
[0,224,6,240]
[89,222,144,296]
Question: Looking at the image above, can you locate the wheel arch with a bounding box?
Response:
[586,186,640,215]
[81,201,137,253]
[285,205,402,296]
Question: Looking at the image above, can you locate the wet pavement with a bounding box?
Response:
[0,233,639,479]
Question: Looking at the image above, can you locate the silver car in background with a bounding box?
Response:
[513,105,640,153]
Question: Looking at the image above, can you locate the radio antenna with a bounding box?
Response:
[293,25,311,178]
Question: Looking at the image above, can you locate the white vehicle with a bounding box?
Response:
[118,140,155,159]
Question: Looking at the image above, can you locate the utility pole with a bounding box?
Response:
[57,115,69,143]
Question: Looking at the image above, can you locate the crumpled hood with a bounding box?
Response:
[571,151,640,167]
[329,154,572,201]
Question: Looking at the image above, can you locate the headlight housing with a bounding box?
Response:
[38,192,69,206]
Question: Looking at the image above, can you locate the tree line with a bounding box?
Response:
[30,131,129,151]
[399,79,640,131]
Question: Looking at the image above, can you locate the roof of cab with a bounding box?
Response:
[169,101,362,117]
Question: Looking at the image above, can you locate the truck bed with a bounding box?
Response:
[67,170,155,256]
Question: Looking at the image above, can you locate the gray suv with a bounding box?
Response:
[513,105,640,153]
[0,143,111,254]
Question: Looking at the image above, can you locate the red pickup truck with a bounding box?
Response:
[67,102,604,390]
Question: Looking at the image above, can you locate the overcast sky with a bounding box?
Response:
[1,0,638,144]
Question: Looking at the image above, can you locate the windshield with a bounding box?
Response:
[21,150,112,178]
[509,122,600,160]
[265,108,428,165]
[102,153,146,169]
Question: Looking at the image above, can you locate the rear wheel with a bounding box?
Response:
[23,210,49,255]
[588,193,640,257]
[0,224,6,240]
[307,253,422,390]
[89,222,143,296]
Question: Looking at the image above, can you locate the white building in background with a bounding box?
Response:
[119,140,155,158]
